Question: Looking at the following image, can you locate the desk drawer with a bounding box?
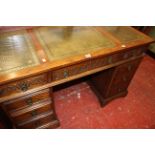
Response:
[52,61,91,81]
[18,112,57,129]
[0,74,48,98]
[3,89,50,111]
[10,100,52,123]
[52,48,143,81]
[91,48,143,69]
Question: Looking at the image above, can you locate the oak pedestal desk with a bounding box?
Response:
[0,26,153,129]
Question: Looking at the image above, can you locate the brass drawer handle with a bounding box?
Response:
[80,65,87,72]
[79,66,84,71]
[31,110,37,116]
[108,57,113,63]
[26,98,33,106]
[18,82,30,91]
[64,70,69,78]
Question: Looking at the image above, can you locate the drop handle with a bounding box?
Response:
[64,70,69,78]
[26,98,33,106]
[79,66,84,71]
[31,110,37,116]
[18,82,30,91]
[108,57,113,63]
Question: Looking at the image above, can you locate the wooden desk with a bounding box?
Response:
[0,26,153,128]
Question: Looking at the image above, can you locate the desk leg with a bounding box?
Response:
[89,58,142,106]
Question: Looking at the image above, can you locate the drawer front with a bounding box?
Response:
[91,48,143,68]
[90,56,107,69]
[0,74,48,98]
[52,61,91,81]
[108,59,141,96]
[3,89,50,111]
[18,114,57,129]
[10,101,52,123]
[52,48,143,81]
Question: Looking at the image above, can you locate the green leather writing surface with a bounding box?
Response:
[104,26,144,43]
[0,30,39,74]
[35,27,116,61]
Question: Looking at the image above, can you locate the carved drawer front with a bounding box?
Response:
[10,99,53,123]
[89,48,140,69]
[52,61,91,81]
[18,112,58,129]
[3,89,50,111]
[104,48,143,66]
[131,47,146,57]
[90,56,107,69]
[88,50,134,70]
[0,74,48,98]
[108,59,141,97]
[90,54,117,70]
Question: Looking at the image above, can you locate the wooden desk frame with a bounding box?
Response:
[0,26,154,128]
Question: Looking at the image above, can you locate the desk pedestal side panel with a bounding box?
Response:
[89,58,142,106]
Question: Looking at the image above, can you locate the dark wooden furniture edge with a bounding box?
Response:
[146,50,155,59]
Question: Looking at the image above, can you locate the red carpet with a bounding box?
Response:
[0,55,155,129]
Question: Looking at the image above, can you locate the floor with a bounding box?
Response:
[0,55,155,129]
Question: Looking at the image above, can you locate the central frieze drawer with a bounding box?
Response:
[52,61,91,81]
